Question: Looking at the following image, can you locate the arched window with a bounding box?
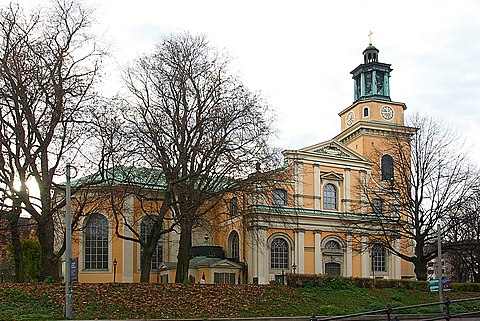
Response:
[84,214,108,270]
[272,188,287,206]
[363,107,369,117]
[324,240,341,250]
[140,216,163,270]
[371,244,387,272]
[270,238,289,269]
[381,154,394,181]
[323,184,337,210]
[229,231,240,260]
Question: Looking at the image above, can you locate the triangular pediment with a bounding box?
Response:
[299,140,367,162]
[320,172,343,181]
[210,259,243,268]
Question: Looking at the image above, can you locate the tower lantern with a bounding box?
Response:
[351,43,392,102]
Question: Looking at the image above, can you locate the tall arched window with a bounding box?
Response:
[228,231,239,260]
[371,244,387,272]
[323,184,337,210]
[270,238,289,269]
[381,154,394,181]
[84,214,108,270]
[140,216,163,270]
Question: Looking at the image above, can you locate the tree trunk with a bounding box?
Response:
[413,250,428,281]
[139,243,155,282]
[175,220,192,284]
[37,218,59,281]
[9,208,24,283]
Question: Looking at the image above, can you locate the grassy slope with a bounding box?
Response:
[0,282,479,321]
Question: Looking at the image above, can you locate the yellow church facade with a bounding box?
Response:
[215,43,416,284]
[70,44,416,284]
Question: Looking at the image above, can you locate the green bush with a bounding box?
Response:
[21,239,41,282]
[7,239,42,282]
[452,282,480,292]
[286,274,429,291]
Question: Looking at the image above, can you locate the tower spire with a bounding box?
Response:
[368,31,373,45]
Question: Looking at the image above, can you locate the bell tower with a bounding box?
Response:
[336,41,415,155]
[351,43,392,102]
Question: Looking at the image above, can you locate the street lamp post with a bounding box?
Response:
[65,163,72,319]
[437,223,443,308]
[113,258,117,283]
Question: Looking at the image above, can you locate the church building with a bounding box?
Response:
[70,43,416,284]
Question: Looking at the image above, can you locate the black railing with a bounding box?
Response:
[310,296,480,321]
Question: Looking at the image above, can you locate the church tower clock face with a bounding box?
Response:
[346,111,355,126]
[380,105,394,120]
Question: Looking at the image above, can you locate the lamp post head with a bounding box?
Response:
[113,258,117,267]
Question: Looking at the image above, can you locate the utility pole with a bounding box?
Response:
[65,163,72,319]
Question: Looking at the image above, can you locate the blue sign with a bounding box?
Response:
[71,257,78,283]
[429,279,451,292]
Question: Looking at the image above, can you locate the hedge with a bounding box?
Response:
[285,273,430,291]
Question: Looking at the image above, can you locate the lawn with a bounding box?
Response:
[0,281,479,320]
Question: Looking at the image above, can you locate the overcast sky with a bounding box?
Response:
[6,0,480,162]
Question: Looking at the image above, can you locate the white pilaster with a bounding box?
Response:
[360,170,367,214]
[295,229,305,274]
[122,195,135,283]
[248,228,257,283]
[257,227,268,284]
[314,230,323,274]
[393,238,402,279]
[346,234,353,277]
[314,164,320,210]
[361,234,369,277]
[344,168,351,212]
[168,226,180,262]
[295,162,303,207]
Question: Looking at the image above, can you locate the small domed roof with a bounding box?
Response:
[363,44,379,63]
[362,44,379,54]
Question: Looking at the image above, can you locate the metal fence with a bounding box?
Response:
[310,297,480,321]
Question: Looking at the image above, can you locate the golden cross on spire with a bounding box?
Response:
[368,31,373,45]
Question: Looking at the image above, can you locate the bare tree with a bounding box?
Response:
[444,189,480,282]
[119,32,278,283]
[0,1,105,280]
[355,114,477,280]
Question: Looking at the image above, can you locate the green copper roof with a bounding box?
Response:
[363,44,378,53]
[73,166,167,189]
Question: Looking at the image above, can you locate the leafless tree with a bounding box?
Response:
[119,32,279,283]
[444,189,480,282]
[353,114,477,280]
[0,1,105,280]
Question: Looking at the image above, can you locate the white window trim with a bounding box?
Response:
[79,213,113,273]
[268,233,294,273]
[322,181,340,211]
[362,106,370,118]
[226,229,241,260]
